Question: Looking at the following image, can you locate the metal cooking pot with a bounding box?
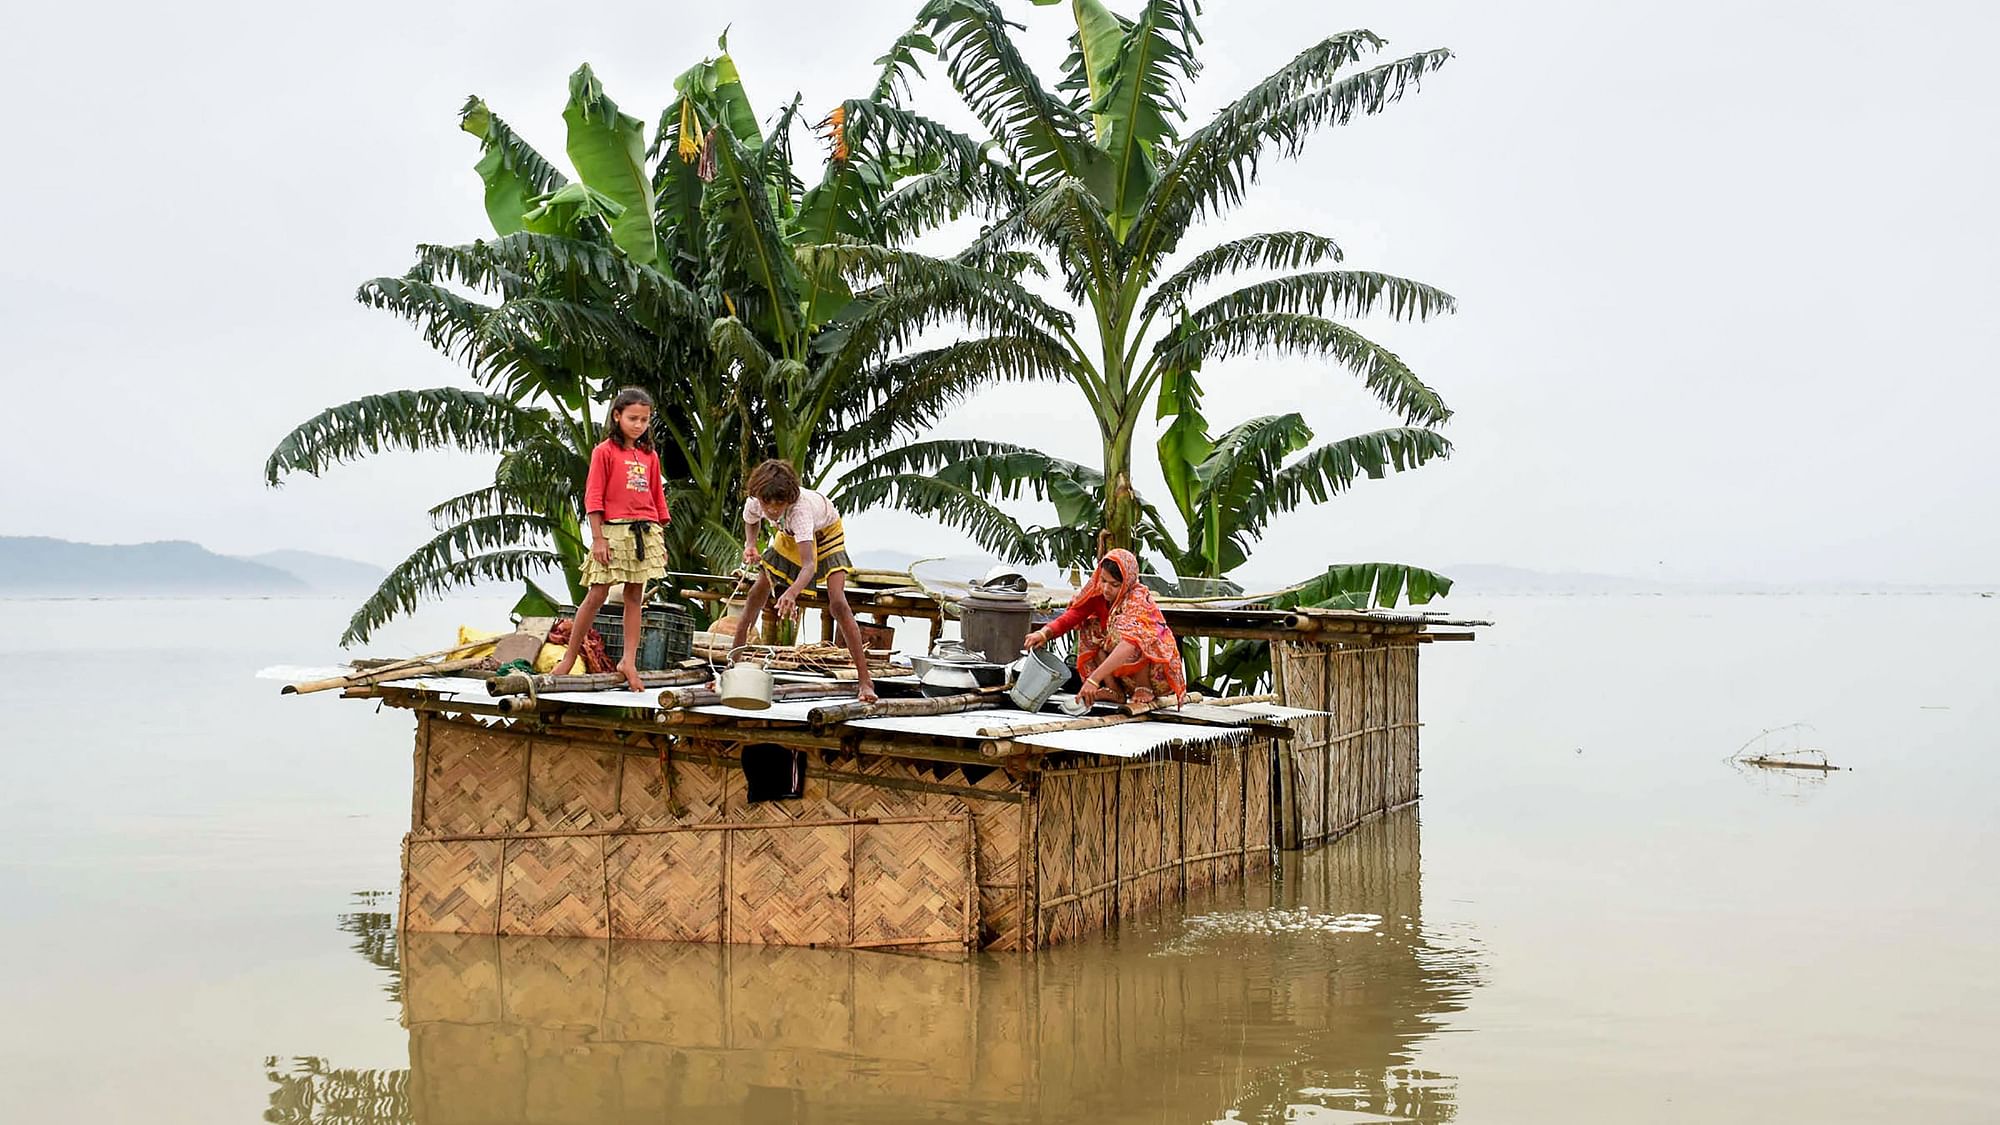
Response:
[910,652,1009,688]
[918,663,982,698]
[717,661,774,710]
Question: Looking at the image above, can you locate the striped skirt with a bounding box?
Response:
[759,517,855,589]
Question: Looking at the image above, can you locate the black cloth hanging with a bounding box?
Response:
[742,743,806,802]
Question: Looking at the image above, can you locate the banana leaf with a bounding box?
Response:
[512,577,564,619]
[460,97,567,237]
[1153,314,1211,526]
[673,33,762,146]
[1095,0,1200,231]
[563,65,658,264]
[1280,561,1453,611]
[1066,0,1126,140]
[521,182,624,238]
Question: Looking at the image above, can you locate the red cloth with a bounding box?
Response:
[1055,549,1186,701]
[584,440,671,523]
[547,619,615,674]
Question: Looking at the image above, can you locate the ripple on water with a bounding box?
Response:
[1155,906,1385,956]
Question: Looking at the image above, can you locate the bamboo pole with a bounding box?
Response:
[808,692,999,728]
[487,669,708,697]
[283,655,488,696]
[1742,756,1847,772]
[972,692,1202,742]
[335,637,493,677]
[657,682,860,711]
[978,713,1144,740]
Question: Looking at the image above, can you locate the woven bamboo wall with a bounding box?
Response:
[1031,744,1274,947]
[402,716,1000,950]
[397,808,1449,1123]
[404,714,1279,951]
[1272,640,1422,849]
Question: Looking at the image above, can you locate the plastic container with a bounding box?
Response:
[560,602,694,670]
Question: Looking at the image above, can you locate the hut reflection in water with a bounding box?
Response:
[267,808,1479,1124]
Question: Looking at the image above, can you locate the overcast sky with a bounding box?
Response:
[3,0,1995,585]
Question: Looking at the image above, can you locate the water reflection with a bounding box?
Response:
[263,1058,410,1125]
[271,808,1478,1124]
[339,892,401,1004]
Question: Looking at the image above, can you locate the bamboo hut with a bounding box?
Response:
[323,598,1475,952]
[376,683,1281,951]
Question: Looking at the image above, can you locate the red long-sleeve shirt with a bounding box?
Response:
[584,440,670,523]
[1043,593,1109,639]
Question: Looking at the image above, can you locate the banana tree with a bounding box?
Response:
[898,0,1456,552]
[267,67,715,643]
[838,347,1454,690]
[1152,359,1455,689]
[668,38,1068,481]
[268,39,1056,645]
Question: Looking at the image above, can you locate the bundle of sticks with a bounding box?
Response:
[282,639,496,695]
[690,634,912,678]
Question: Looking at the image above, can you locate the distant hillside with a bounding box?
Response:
[239,550,385,593]
[0,537,307,595]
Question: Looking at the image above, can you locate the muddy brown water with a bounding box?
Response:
[1,594,1994,1122]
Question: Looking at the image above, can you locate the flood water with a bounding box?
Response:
[1,594,1995,1122]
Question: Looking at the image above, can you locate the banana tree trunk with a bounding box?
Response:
[554,510,588,601]
[1100,469,1138,556]
[1097,403,1142,555]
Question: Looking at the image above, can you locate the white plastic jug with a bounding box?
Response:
[1008,647,1068,712]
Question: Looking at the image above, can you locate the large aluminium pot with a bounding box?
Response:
[959,588,1033,667]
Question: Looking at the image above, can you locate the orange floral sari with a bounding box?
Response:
[1071,549,1187,703]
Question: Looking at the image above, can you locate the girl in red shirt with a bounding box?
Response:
[1024,549,1186,707]
[552,387,671,691]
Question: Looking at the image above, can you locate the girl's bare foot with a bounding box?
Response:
[618,660,645,693]
[857,682,879,704]
[552,657,576,676]
[1128,687,1156,706]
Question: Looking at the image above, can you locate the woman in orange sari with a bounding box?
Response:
[1023,549,1187,707]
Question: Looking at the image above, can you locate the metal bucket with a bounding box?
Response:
[717,662,773,710]
[1008,647,1068,712]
